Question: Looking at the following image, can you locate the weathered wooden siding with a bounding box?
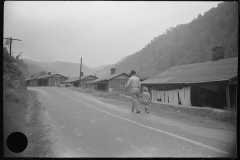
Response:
[106,82,109,91]
[107,74,130,92]
[109,79,129,93]
[114,74,130,80]
[90,84,96,90]
[82,76,98,88]
[82,81,87,88]
[49,76,68,86]
[30,79,37,86]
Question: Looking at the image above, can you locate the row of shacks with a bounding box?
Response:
[83,57,237,109]
[25,72,98,87]
[25,57,237,109]
[25,68,132,92]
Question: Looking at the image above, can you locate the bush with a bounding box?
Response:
[108,90,120,97]
[224,105,237,112]
[85,88,94,93]
[3,87,26,104]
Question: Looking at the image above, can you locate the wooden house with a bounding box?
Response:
[141,57,238,109]
[87,68,131,93]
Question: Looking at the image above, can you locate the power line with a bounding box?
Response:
[3,37,22,58]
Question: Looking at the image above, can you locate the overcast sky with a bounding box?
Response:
[4,1,221,68]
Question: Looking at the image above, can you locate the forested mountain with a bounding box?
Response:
[23,59,95,78]
[113,2,238,78]
[24,62,55,77]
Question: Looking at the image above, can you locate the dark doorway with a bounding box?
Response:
[97,83,107,91]
[229,84,237,107]
[43,79,48,86]
[191,84,226,109]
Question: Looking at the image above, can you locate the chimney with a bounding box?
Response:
[48,71,51,75]
[212,46,224,61]
[31,75,33,78]
[111,68,116,75]
[81,72,84,76]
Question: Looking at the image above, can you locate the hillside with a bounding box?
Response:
[23,59,95,78]
[94,64,115,78]
[93,55,131,78]
[113,2,238,78]
[25,62,54,77]
[92,64,111,71]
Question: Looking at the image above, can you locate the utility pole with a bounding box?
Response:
[3,37,22,58]
[79,57,82,88]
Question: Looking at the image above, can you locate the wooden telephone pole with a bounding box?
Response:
[3,37,22,58]
[79,57,82,87]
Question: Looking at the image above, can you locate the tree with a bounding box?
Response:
[16,52,23,60]
[38,71,47,76]
[212,46,225,61]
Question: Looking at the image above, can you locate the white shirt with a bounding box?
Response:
[125,75,141,90]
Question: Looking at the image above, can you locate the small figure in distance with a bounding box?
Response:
[142,87,151,113]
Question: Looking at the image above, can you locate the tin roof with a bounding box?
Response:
[62,75,98,83]
[23,74,68,81]
[34,73,67,80]
[25,76,38,81]
[141,57,238,84]
[87,72,130,84]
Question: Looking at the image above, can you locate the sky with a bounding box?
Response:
[4,1,221,68]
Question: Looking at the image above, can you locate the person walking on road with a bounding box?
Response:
[142,87,151,113]
[125,70,141,113]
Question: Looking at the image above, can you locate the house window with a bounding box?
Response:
[119,81,126,92]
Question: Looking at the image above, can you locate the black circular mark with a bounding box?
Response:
[7,132,28,153]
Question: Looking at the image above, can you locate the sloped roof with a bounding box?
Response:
[25,76,39,81]
[87,72,130,84]
[24,78,33,81]
[35,74,68,80]
[62,75,98,83]
[141,57,238,84]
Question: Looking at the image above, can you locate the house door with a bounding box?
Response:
[55,79,59,86]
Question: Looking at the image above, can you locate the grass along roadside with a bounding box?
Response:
[4,89,54,157]
[68,87,236,132]
[4,88,28,157]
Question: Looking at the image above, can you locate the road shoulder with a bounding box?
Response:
[23,90,55,157]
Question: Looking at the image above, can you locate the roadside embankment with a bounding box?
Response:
[4,88,54,157]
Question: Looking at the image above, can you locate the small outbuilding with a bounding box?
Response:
[87,68,131,93]
[141,57,238,109]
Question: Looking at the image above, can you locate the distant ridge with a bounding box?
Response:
[23,59,95,78]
